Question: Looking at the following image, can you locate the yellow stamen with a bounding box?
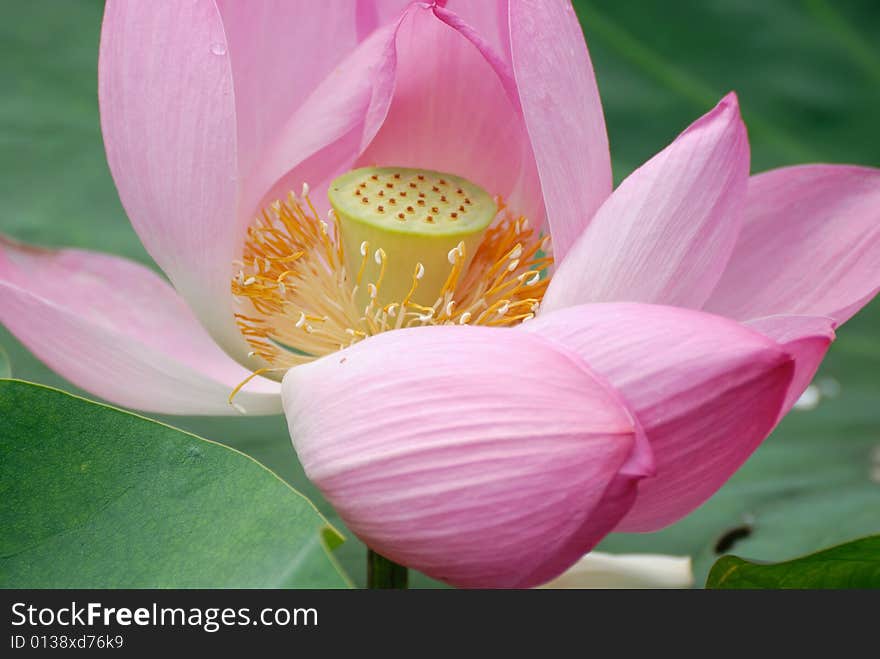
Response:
[230,169,553,395]
[227,366,289,412]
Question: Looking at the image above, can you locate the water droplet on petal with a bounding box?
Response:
[210,42,227,56]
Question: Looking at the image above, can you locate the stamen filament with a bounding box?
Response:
[231,180,552,388]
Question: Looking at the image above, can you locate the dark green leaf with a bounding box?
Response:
[0,380,349,588]
[0,345,9,378]
[573,0,880,176]
[707,535,880,589]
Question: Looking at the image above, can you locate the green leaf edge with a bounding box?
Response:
[0,378,354,588]
[706,534,880,589]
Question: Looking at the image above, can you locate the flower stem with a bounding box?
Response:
[367,549,408,589]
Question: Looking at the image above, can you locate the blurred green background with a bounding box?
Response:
[1,0,878,587]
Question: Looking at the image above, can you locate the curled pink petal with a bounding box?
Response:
[443,0,509,60]
[744,315,836,417]
[356,0,412,39]
[243,19,401,220]
[543,93,749,312]
[253,3,543,229]
[356,4,544,226]
[282,324,651,588]
[99,0,250,362]
[364,2,510,63]
[215,0,364,179]
[509,0,612,259]
[705,165,880,325]
[0,238,280,416]
[521,303,793,532]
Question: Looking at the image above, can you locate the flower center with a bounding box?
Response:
[231,166,551,378]
[329,167,497,309]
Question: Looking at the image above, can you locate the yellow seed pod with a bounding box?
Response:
[329,166,497,307]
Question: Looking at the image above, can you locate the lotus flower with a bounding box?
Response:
[1,0,878,588]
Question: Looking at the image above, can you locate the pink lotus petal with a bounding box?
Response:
[543,94,750,313]
[744,315,836,417]
[444,0,509,60]
[246,2,543,234]
[99,0,252,363]
[432,3,516,103]
[215,0,364,179]
[361,1,509,60]
[704,165,880,325]
[356,0,411,35]
[356,4,544,226]
[521,303,794,532]
[242,18,402,220]
[282,324,652,588]
[509,0,612,260]
[0,238,280,416]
